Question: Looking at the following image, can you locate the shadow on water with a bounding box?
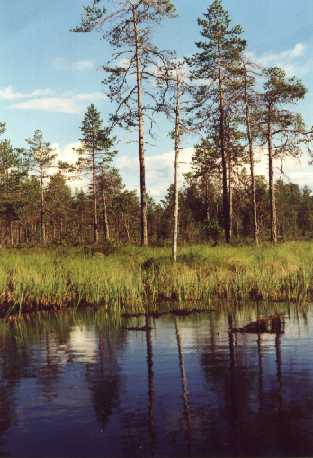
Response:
[1,304,313,456]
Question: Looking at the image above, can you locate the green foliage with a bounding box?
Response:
[26,129,56,173]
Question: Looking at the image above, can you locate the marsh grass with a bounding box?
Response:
[1,242,313,316]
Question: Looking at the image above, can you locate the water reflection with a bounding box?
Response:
[1,306,313,456]
[174,318,192,454]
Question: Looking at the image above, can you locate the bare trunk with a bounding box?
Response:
[267,111,277,243]
[218,69,230,243]
[172,75,181,262]
[9,221,13,247]
[122,213,131,243]
[132,6,148,246]
[228,154,233,242]
[18,223,21,245]
[40,174,45,244]
[205,179,210,225]
[102,188,110,241]
[244,69,259,244]
[92,148,99,244]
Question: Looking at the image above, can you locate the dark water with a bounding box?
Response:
[0,305,313,457]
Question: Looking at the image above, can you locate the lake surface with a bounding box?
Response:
[0,305,313,457]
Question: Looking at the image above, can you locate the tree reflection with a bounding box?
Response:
[85,326,126,431]
[174,318,192,454]
[145,315,156,452]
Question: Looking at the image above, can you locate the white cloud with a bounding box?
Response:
[117,146,313,200]
[247,42,310,77]
[0,85,54,101]
[50,142,88,191]
[116,148,194,199]
[254,147,312,187]
[53,142,80,165]
[12,97,80,114]
[3,85,105,114]
[74,92,104,102]
[47,142,313,200]
[74,60,95,72]
[52,58,95,72]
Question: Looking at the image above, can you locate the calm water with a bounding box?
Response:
[0,305,312,457]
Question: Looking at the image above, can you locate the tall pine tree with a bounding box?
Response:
[189,0,246,243]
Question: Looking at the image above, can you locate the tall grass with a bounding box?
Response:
[1,242,313,315]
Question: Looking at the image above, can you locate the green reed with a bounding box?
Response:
[0,242,313,316]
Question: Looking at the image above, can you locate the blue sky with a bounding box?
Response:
[0,0,313,197]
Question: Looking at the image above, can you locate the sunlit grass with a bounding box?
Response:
[0,241,313,315]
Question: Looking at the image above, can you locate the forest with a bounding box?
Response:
[0,0,312,258]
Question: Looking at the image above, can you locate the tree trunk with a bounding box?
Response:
[122,213,131,243]
[102,187,110,242]
[40,174,45,244]
[267,111,277,243]
[218,69,230,243]
[132,5,148,246]
[205,179,211,225]
[244,69,259,245]
[92,147,99,244]
[9,221,13,247]
[228,154,233,242]
[18,223,21,245]
[172,75,181,262]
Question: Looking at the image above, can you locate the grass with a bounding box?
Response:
[0,241,313,316]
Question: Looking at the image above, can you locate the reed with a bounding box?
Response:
[0,242,313,316]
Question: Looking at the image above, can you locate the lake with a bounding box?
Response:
[0,304,312,457]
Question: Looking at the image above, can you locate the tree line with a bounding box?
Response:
[0,0,313,253]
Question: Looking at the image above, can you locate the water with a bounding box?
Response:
[0,305,312,457]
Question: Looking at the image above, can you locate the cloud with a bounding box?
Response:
[3,85,105,114]
[74,92,104,102]
[117,146,313,200]
[48,142,313,200]
[50,142,88,191]
[116,148,194,199]
[0,85,54,101]
[247,42,311,77]
[74,60,95,72]
[254,147,312,187]
[52,58,95,72]
[12,97,81,114]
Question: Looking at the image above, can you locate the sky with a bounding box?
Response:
[0,0,313,198]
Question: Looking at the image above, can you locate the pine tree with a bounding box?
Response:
[26,130,56,244]
[72,0,176,246]
[157,59,189,261]
[260,67,306,243]
[97,165,122,242]
[46,173,72,243]
[240,61,260,244]
[189,0,246,243]
[0,139,27,245]
[76,104,115,244]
